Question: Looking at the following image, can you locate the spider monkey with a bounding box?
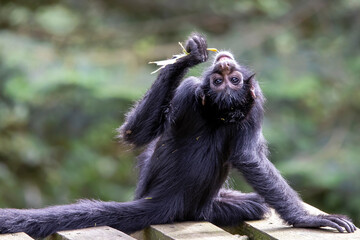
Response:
[0,33,356,238]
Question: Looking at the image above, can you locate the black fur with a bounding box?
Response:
[0,33,356,238]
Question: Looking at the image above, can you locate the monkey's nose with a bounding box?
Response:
[215,60,235,74]
[220,61,231,71]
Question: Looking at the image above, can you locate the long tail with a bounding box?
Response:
[0,199,166,238]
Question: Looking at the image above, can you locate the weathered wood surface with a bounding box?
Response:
[131,221,248,240]
[0,232,33,240]
[46,226,136,240]
[223,203,360,240]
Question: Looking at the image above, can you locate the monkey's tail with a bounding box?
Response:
[0,199,168,238]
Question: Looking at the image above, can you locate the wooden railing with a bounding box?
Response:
[1,203,358,240]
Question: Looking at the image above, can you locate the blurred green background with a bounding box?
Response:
[0,0,359,225]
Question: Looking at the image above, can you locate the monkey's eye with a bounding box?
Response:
[230,77,240,85]
[213,78,223,86]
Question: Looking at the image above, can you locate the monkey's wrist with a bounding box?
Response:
[180,55,204,68]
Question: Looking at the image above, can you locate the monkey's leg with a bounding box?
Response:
[204,189,269,226]
[0,198,175,238]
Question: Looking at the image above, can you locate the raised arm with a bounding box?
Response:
[119,33,208,147]
[230,130,356,233]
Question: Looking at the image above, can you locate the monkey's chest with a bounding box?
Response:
[151,130,231,190]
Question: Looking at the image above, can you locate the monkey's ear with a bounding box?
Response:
[244,73,256,83]
[250,85,257,99]
[201,94,206,106]
[195,87,206,106]
[244,73,257,99]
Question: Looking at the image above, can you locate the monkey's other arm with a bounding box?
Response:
[231,133,356,233]
[119,34,208,147]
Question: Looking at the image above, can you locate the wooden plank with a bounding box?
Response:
[223,203,360,240]
[132,222,248,240]
[0,232,33,240]
[46,226,135,240]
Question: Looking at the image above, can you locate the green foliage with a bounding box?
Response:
[0,0,359,225]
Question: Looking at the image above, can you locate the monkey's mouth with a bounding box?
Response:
[215,52,234,62]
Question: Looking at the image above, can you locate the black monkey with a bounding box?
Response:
[0,34,356,238]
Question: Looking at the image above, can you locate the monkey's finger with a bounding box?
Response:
[192,35,204,55]
[326,216,357,232]
[192,35,207,62]
[344,218,357,231]
[198,35,208,53]
[185,38,197,53]
[320,219,345,233]
[339,218,357,232]
[328,217,354,233]
[341,218,357,232]
[351,222,357,231]
[294,218,345,233]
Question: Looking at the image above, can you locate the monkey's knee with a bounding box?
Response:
[208,191,269,226]
[218,189,266,205]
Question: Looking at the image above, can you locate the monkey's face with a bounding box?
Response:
[209,51,244,93]
[201,51,256,112]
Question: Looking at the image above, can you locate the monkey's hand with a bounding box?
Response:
[184,33,208,67]
[293,214,357,233]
